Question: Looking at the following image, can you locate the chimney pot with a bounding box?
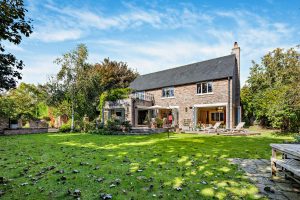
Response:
[234,42,238,48]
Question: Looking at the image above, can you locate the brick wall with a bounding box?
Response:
[145,78,236,128]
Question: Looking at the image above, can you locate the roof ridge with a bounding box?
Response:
[137,54,234,77]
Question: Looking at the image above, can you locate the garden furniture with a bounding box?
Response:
[271,144,300,184]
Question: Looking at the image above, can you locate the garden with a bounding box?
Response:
[0,131,293,199]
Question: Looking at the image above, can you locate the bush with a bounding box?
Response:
[106,119,121,131]
[88,129,114,135]
[84,121,96,132]
[88,119,132,134]
[155,118,163,128]
[42,116,51,121]
[294,135,300,143]
[122,120,132,132]
[59,121,71,132]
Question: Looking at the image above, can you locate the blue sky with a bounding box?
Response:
[5,0,300,85]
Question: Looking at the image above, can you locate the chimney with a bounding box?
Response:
[231,42,240,78]
[231,42,241,124]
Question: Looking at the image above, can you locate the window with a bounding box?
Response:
[116,111,122,117]
[196,82,213,94]
[162,87,174,98]
[208,82,213,93]
[211,112,224,121]
[135,91,145,100]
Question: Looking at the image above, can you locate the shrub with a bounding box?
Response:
[122,120,132,132]
[59,121,71,132]
[106,119,122,131]
[88,128,120,135]
[88,119,132,134]
[74,120,83,132]
[294,135,300,143]
[84,121,96,132]
[42,116,51,121]
[155,118,163,128]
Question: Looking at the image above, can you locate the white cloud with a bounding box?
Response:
[21,54,59,84]
[32,27,82,42]
[42,2,214,32]
[89,9,297,85]
[91,39,231,75]
[22,2,298,86]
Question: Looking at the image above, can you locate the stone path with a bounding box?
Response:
[229,158,300,200]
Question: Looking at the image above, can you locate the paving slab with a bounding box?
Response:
[229,158,300,200]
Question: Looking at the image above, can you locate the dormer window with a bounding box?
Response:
[197,82,213,94]
[162,87,174,98]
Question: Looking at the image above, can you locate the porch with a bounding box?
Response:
[135,105,179,128]
[193,103,229,129]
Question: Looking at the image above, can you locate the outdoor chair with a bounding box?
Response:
[183,119,193,131]
[205,122,222,133]
[231,122,247,133]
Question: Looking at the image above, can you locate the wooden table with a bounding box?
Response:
[270,144,300,183]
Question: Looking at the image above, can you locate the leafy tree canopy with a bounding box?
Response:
[241,47,300,132]
[47,44,138,121]
[0,0,33,91]
[98,88,132,120]
[0,82,47,120]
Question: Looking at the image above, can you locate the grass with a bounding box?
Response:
[0,132,293,199]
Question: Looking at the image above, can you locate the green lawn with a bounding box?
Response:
[0,132,292,199]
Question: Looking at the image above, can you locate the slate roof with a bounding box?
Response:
[130,54,236,91]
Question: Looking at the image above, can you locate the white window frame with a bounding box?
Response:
[162,87,175,98]
[211,112,224,121]
[196,81,213,95]
[135,91,145,100]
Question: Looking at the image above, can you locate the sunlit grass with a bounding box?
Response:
[0,132,291,199]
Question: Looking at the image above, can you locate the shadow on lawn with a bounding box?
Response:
[56,133,286,159]
[1,133,286,199]
[45,133,286,199]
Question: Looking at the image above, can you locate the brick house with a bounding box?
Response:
[104,42,241,129]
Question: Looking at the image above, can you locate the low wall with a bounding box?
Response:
[2,128,48,135]
[130,127,169,134]
[0,118,9,133]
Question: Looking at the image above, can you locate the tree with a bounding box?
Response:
[0,94,16,118]
[242,47,300,132]
[0,0,33,91]
[53,44,89,131]
[47,44,138,131]
[94,58,138,90]
[0,83,47,120]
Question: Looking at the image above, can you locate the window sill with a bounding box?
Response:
[195,92,214,96]
[161,97,175,99]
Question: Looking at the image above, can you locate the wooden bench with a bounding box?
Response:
[271,144,300,183]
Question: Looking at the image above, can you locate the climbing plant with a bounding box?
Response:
[98,88,132,121]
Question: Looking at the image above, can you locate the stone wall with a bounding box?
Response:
[0,118,9,133]
[104,77,239,128]
[105,98,153,127]
[29,120,49,128]
[2,128,48,135]
[145,78,236,128]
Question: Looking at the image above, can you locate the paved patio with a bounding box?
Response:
[229,158,300,200]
